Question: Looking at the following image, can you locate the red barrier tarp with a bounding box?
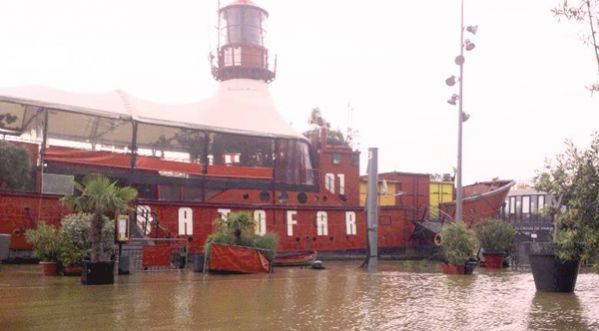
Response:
[142,245,172,268]
[208,243,269,274]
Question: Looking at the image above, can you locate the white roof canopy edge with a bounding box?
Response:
[0,79,307,141]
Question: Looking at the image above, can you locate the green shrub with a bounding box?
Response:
[58,213,115,266]
[475,219,515,252]
[0,141,32,191]
[25,222,60,262]
[441,222,477,266]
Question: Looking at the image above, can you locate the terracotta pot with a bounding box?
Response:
[40,261,57,276]
[442,263,465,274]
[63,265,83,276]
[483,253,504,269]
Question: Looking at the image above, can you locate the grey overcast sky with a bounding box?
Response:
[0,0,597,184]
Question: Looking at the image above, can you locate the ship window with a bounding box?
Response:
[184,186,202,201]
[275,139,315,186]
[332,153,341,165]
[522,196,530,214]
[159,184,180,201]
[136,124,206,164]
[134,183,156,200]
[223,7,242,44]
[244,8,264,45]
[351,154,359,166]
[47,111,133,150]
[42,173,74,195]
[209,133,273,167]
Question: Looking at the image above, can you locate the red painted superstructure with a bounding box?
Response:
[0,1,510,263]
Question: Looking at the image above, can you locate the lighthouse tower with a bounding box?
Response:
[212,0,275,82]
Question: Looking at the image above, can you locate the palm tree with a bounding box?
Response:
[62,174,137,262]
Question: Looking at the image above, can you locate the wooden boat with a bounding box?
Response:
[439,180,515,226]
[272,250,317,267]
[207,243,270,274]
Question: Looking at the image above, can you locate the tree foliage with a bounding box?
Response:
[304,107,347,146]
[0,141,32,191]
[205,212,278,260]
[553,0,599,91]
[534,134,599,261]
[61,174,137,262]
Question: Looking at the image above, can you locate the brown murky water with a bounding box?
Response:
[1,261,598,331]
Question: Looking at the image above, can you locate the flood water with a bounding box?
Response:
[1,261,599,331]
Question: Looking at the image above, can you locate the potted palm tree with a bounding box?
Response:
[533,137,599,292]
[440,222,478,275]
[25,222,60,276]
[62,174,137,285]
[475,219,515,269]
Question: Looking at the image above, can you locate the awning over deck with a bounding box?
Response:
[0,79,305,141]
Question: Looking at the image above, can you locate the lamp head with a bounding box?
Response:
[464,39,476,51]
[445,75,456,86]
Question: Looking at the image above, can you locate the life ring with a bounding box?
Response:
[434,233,443,246]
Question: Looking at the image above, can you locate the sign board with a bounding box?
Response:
[117,215,130,242]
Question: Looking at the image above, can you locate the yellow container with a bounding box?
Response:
[429,181,454,218]
[359,179,397,206]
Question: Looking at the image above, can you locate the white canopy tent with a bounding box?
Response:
[0,79,305,143]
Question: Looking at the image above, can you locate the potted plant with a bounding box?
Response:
[25,222,60,276]
[57,213,115,276]
[203,212,278,273]
[475,219,515,269]
[440,222,478,275]
[62,174,137,285]
[533,137,599,292]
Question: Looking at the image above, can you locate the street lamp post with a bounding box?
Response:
[446,0,477,223]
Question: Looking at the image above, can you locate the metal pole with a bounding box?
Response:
[455,0,465,223]
[365,148,378,271]
[39,109,49,193]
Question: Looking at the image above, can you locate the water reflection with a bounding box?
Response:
[1,263,599,330]
[527,293,588,331]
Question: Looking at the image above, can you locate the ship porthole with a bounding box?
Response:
[259,191,270,202]
[278,191,288,203]
[297,192,307,204]
[242,193,250,200]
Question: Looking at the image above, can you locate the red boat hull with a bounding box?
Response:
[272,250,317,266]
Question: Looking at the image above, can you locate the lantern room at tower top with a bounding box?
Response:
[212,0,276,82]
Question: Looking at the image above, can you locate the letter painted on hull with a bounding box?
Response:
[345,211,357,235]
[316,211,328,236]
[254,210,267,235]
[178,207,193,235]
[136,205,153,236]
[325,173,335,193]
[286,210,297,236]
[218,208,231,221]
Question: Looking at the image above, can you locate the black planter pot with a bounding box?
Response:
[82,261,115,285]
[529,243,580,293]
[464,259,477,275]
[193,254,205,273]
[118,255,130,275]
